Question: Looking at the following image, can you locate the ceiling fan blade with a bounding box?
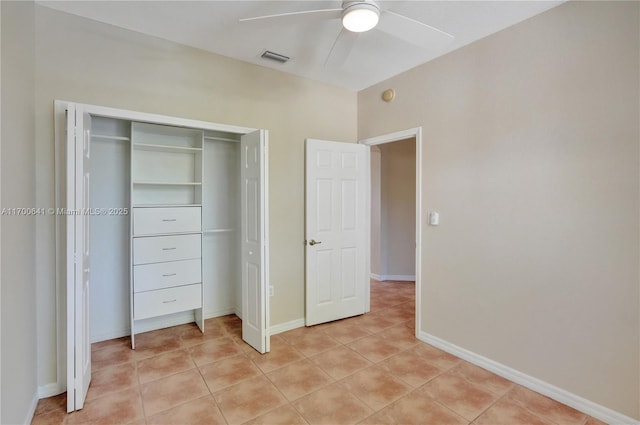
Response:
[239,8,342,25]
[377,9,454,49]
[325,29,358,67]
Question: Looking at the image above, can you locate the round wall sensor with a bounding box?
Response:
[382,89,395,102]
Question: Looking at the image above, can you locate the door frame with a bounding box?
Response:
[359,127,422,334]
[54,100,270,399]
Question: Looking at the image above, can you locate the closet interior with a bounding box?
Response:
[89,115,243,348]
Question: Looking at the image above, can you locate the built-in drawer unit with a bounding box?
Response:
[133,258,202,292]
[133,234,201,265]
[133,206,201,236]
[128,121,209,346]
[133,283,202,320]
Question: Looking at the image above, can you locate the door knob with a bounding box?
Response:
[308,239,322,246]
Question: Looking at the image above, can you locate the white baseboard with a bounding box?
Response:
[94,311,305,340]
[38,382,64,399]
[419,331,638,425]
[90,327,131,343]
[25,391,39,425]
[371,274,415,282]
[270,318,305,335]
[232,308,242,321]
[205,307,237,320]
[90,308,239,343]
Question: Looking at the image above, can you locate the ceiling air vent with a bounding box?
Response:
[261,50,290,64]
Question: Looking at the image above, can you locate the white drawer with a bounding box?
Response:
[133,207,201,236]
[134,284,202,320]
[134,259,201,293]
[133,234,201,265]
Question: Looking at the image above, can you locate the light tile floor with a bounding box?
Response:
[32,280,606,425]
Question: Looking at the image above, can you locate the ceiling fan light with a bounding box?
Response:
[342,3,380,33]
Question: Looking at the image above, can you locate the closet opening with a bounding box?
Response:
[90,117,247,346]
[57,101,269,412]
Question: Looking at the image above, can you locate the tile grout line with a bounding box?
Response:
[135,323,232,423]
[195,355,232,425]
[467,386,511,424]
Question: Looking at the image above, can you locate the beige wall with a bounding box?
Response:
[21,1,640,420]
[1,1,38,423]
[34,5,357,389]
[359,1,639,419]
[379,139,416,278]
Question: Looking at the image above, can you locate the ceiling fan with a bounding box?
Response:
[239,1,454,67]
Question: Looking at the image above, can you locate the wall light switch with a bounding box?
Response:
[428,211,440,226]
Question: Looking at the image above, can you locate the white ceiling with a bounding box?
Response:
[37,1,563,91]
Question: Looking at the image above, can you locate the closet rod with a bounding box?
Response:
[203,228,234,234]
[92,134,130,141]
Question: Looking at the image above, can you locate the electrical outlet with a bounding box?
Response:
[269,285,274,297]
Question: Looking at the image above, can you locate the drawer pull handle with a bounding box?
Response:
[162,247,177,251]
[162,273,177,277]
[162,299,177,304]
[162,219,177,222]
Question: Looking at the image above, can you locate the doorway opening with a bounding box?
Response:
[360,128,422,334]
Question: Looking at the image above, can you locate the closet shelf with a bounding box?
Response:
[204,135,239,143]
[133,142,202,153]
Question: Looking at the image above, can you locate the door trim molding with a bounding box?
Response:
[359,127,422,336]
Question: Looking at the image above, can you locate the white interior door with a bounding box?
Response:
[305,139,369,326]
[66,106,92,412]
[240,130,270,353]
